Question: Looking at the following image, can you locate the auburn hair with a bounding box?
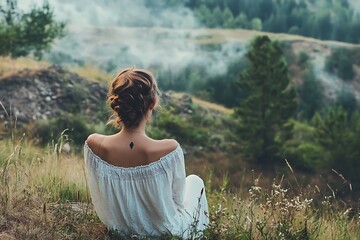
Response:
[107,67,159,129]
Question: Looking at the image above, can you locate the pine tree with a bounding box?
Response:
[298,68,324,120]
[235,35,297,164]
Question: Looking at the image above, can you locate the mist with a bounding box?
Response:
[349,0,360,11]
[18,0,245,76]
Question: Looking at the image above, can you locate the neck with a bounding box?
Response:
[121,121,146,135]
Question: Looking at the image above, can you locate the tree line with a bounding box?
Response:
[185,0,360,44]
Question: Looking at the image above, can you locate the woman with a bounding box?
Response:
[84,67,209,238]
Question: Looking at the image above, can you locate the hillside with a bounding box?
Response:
[0,64,232,125]
[1,44,360,240]
[0,65,107,126]
[0,64,241,187]
[48,25,360,104]
[1,29,360,192]
[0,58,356,195]
[3,25,360,103]
[0,64,359,238]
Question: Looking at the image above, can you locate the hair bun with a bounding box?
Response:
[107,68,158,129]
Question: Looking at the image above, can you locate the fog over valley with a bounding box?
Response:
[18,0,245,75]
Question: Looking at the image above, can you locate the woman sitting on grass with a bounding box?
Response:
[84,67,209,238]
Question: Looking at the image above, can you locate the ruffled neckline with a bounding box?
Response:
[84,142,181,171]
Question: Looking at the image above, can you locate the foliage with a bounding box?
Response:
[156,49,245,108]
[312,107,360,192]
[277,120,325,171]
[186,0,360,44]
[335,87,358,117]
[298,68,325,120]
[0,0,65,59]
[150,109,200,144]
[150,107,209,148]
[34,113,92,146]
[297,51,309,68]
[325,48,355,81]
[235,35,297,164]
[204,57,246,107]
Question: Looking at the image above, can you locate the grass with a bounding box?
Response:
[67,63,112,83]
[0,103,359,239]
[0,124,359,240]
[170,92,233,114]
[0,56,111,83]
[0,57,50,79]
[0,89,359,239]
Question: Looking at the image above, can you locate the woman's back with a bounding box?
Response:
[86,133,179,168]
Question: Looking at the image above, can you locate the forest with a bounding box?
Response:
[186,0,360,43]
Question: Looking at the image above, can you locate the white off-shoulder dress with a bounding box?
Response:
[84,143,209,238]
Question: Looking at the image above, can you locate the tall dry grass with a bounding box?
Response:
[0,103,106,239]
[0,104,359,239]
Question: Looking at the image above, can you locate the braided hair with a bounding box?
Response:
[107,67,159,129]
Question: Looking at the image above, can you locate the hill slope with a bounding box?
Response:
[48,26,360,103]
[0,66,107,125]
[0,64,240,188]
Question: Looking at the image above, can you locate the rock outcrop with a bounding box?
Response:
[0,65,107,125]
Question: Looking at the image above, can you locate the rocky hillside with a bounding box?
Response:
[287,40,360,101]
[0,65,238,188]
[0,66,107,126]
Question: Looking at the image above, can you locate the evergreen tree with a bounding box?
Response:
[335,87,358,118]
[325,48,355,81]
[235,35,297,164]
[251,18,262,31]
[298,68,324,120]
[212,6,224,27]
[223,7,234,28]
[233,13,248,28]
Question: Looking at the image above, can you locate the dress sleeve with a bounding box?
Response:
[172,147,186,209]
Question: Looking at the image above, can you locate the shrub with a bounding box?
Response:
[277,120,326,171]
[298,69,325,120]
[325,48,355,81]
[34,113,91,146]
[297,51,309,68]
[150,110,209,147]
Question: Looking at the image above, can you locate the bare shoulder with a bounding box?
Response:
[151,139,179,157]
[86,133,106,151]
[153,138,179,154]
[160,138,179,148]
